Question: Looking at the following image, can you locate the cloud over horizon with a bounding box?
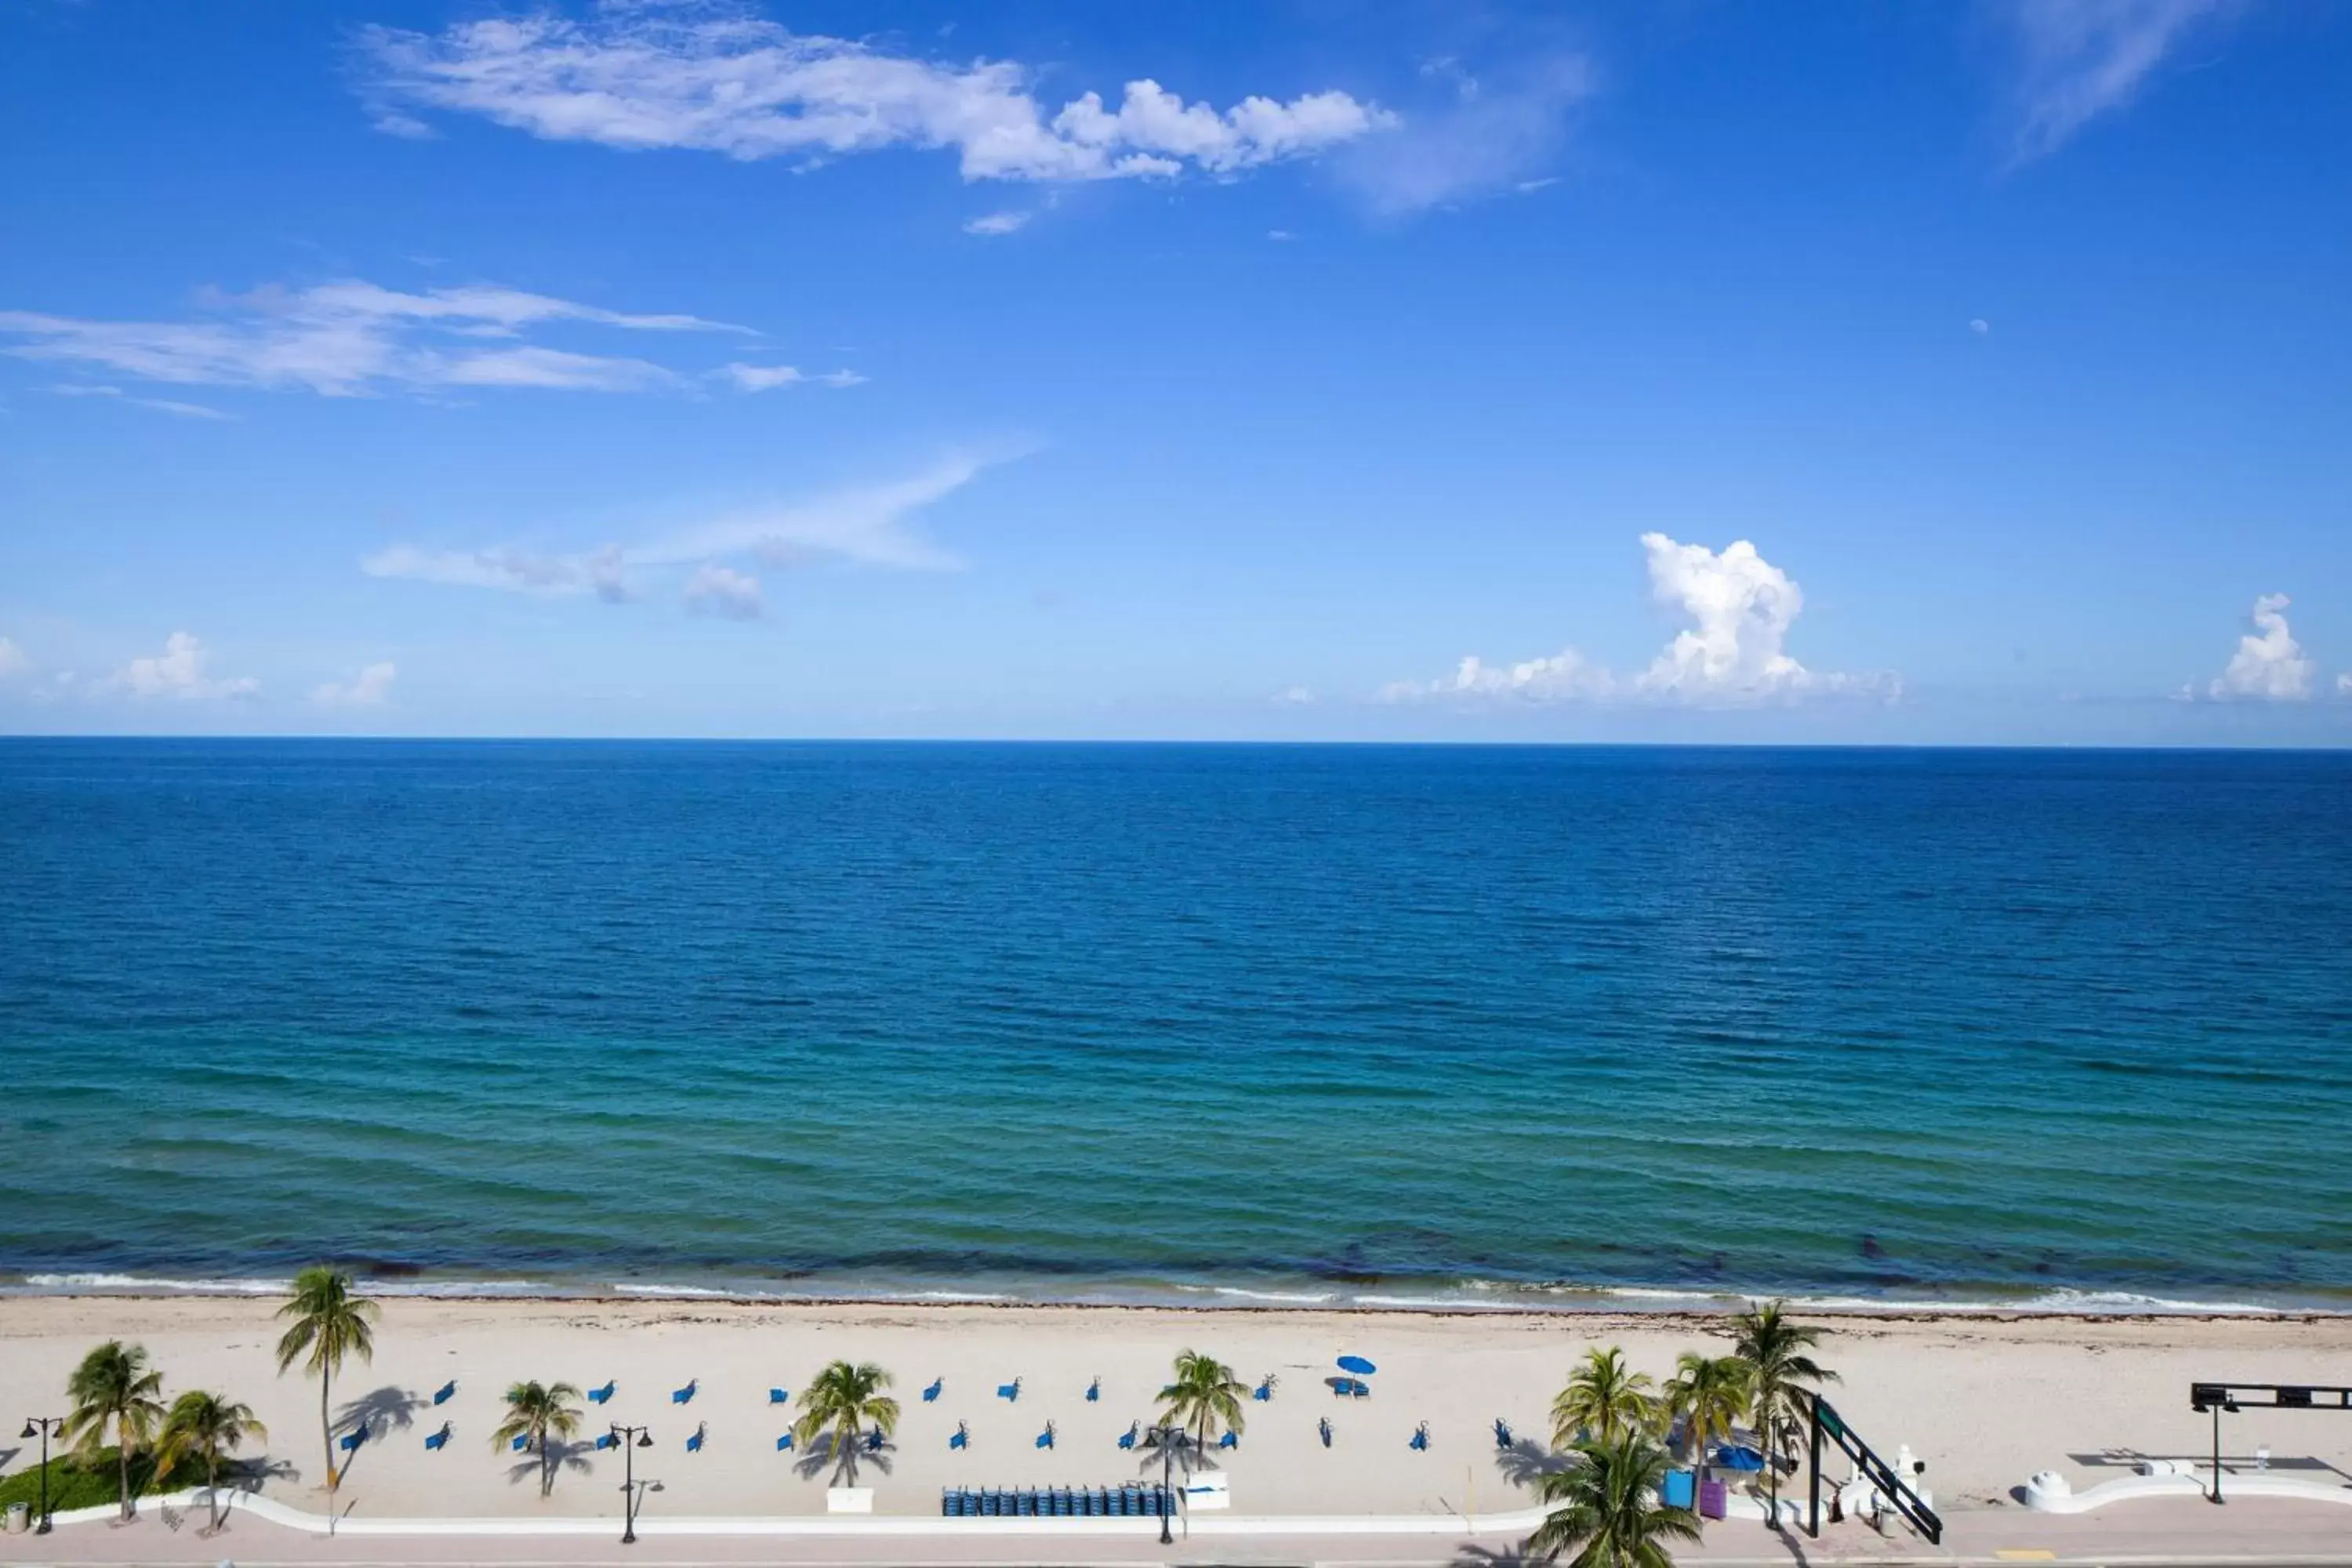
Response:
[358,11,1392,184]
[2199,591,2315,700]
[103,633,258,700]
[311,661,399,707]
[1386,533,1894,707]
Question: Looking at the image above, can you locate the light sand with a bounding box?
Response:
[2,1298,2347,1523]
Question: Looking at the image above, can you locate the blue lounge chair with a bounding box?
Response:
[594,1433,614,1451]
[1219,1429,1238,1450]
[1410,1421,1430,1451]
[1036,1421,1056,1450]
[769,1387,789,1405]
[996,1378,1020,1402]
[1319,1417,1332,1448]
[949,1421,968,1450]
[866,1425,885,1453]
[1496,1418,1514,1449]
[1254,1377,1274,1402]
[426,1425,450,1451]
[775,1432,794,1451]
[1085,1377,1100,1403]
[672,1380,697,1405]
[1117,1421,1138,1450]
[922,1377,942,1403]
[339,1425,368,1453]
[686,1423,705,1453]
[433,1380,456,1406]
[510,1433,529,1452]
[589,1380,615,1404]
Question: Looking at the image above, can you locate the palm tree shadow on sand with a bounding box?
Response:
[329,1386,423,1486]
[504,1438,597,1495]
[1494,1437,1576,1487]
[791,1431,895,1486]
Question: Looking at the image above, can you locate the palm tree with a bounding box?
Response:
[490,1381,583,1499]
[1661,1353,1751,1508]
[274,1265,379,1495]
[156,1391,268,1533]
[1524,1431,1703,1568]
[62,1341,167,1521]
[790,1361,899,1487]
[1730,1298,1838,1461]
[1156,1349,1247,1459]
[1551,1346,1659,1447]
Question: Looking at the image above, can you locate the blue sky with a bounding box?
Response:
[1,0,2346,742]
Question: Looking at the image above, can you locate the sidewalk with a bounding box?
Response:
[3,1497,2350,1567]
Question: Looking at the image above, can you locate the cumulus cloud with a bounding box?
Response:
[357,12,1391,183]
[964,210,1030,236]
[0,279,743,398]
[0,636,29,679]
[365,452,1000,608]
[1385,534,1891,707]
[103,633,258,700]
[2000,0,2241,162]
[1334,54,1595,216]
[719,361,862,391]
[684,564,765,621]
[311,661,398,707]
[2204,592,2314,700]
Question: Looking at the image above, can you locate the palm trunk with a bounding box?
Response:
[321,1371,335,1494]
[540,1427,551,1498]
[209,1452,221,1534]
[118,1427,132,1520]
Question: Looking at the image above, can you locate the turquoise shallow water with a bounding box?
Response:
[2,739,2348,1310]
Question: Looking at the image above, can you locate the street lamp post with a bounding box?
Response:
[20,1417,62,1534]
[1151,1422,1187,1544]
[610,1424,654,1542]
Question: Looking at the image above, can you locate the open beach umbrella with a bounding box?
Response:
[1336,1355,1377,1375]
[1714,1445,1767,1472]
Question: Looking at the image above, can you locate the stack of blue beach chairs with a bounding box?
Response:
[939,1483,1171,1517]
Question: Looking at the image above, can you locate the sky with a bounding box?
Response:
[1,0,2347,742]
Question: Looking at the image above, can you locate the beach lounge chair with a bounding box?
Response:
[768,1387,789,1405]
[949,1421,968,1450]
[1410,1421,1430,1451]
[996,1377,1021,1401]
[1085,1376,1100,1402]
[1036,1421,1056,1450]
[589,1380,615,1404]
[594,1433,615,1451]
[686,1422,705,1453]
[922,1377,942,1403]
[1117,1421,1138,1450]
[1218,1429,1238,1450]
[672,1380,697,1405]
[866,1425,885,1452]
[775,1432,793,1451]
[339,1425,368,1453]
[434,1380,456,1406]
[1319,1417,1332,1448]
[1495,1417,1514,1449]
[510,1433,529,1452]
[1254,1376,1274,1402]
[426,1424,450,1451]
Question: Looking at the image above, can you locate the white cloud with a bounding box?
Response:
[1272,684,1316,706]
[103,633,258,700]
[1385,534,1891,707]
[311,661,398,707]
[719,361,863,391]
[46,382,236,419]
[1334,55,1594,216]
[684,564,765,621]
[964,210,1030,236]
[1267,229,1295,241]
[364,452,1001,608]
[2339,672,2352,695]
[1970,318,1992,336]
[2001,0,2240,162]
[358,12,1391,184]
[2205,592,2314,700]
[0,279,740,397]
[0,636,29,679]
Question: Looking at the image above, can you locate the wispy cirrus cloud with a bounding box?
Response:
[1999,0,2243,162]
[1385,533,1895,707]
[718,361,865,391]
[0,279,746,398]
[363,452,1005,616]
[48,383,237,420]
[354,9,1392,183]
[964,211,1031,237]
[1334,53,1596,216]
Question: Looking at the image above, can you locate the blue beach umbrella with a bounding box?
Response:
[1714,1445,1766,1472]
[1336,1355,1377,1375]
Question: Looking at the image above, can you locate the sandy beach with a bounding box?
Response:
[2,1297,2347,1526]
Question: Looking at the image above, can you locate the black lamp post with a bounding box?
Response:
[20,1417,62,1534]
[610,1424,654,1542]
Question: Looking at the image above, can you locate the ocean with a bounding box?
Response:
[2,739,2347,1312]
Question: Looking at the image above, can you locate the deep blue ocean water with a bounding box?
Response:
[2,739,2348,1311]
